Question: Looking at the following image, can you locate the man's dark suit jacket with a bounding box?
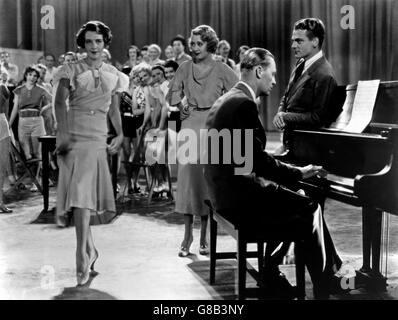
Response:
[278,56,339,129]
[204,82,308,225]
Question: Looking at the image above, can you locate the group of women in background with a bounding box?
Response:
[0,20,249,286]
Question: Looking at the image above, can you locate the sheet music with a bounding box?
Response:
[344,80,380,133]
[329,89,356,130]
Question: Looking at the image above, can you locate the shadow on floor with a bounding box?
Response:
[184,258,283,300]
[53,287,118,300]
[185,258,398,300]
[53,274,117,300]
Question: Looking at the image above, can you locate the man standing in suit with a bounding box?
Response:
[273,18,339,149]
[204,48,345,299]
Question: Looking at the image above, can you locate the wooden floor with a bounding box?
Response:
[1,132,398,300]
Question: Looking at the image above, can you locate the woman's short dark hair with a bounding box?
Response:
[152,65,166,78]
[76,20,113,49]
[294,18,325,48]
[164,60,179,72]
[171,34,186,48]
[121,66,132,76]
[191,25,219,54]
[23,65,41,82]
[127,45,141,59]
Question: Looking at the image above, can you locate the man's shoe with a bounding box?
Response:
[329,274,352,295]
[263,270,297,299]
[313,274,351,299]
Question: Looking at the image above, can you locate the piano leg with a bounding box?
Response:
[371,209,384,278]
[361,206,372,272]
[359,206,386,291]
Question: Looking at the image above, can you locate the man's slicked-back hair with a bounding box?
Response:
[191,25,219,54]
[76,20,113,48]
[293,18,325,48]
[240,48,274,71]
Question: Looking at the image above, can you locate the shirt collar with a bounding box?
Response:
[238,81,256,101]
[302,50,323,73]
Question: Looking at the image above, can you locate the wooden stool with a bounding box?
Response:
[205,200,306,300]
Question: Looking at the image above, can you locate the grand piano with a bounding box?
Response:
[277,81,398,290]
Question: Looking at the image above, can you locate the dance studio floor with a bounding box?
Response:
[1,132,398,300]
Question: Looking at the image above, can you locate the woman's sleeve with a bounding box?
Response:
[53,64,75,91]
[13,85,22,96]
[222,63,239,92]
[113,71,129,95]
[166,62,188,106]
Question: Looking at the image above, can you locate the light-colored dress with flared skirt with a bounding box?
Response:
[53,60,128,225]
[166,60,238,216]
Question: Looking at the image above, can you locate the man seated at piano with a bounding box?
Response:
[204,48,349,299]
[273,18,340,153]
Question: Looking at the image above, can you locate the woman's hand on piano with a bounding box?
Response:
[299,164,328,179]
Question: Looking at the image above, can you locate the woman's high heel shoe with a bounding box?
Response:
[178,236,193,257]
[89,249,99,272]
[0,204,12,213]
[199,243,209,255]
[76,265,90,286]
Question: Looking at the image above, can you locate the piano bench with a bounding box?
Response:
[204,200,306,300]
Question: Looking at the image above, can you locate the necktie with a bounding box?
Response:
[293,60,305,83]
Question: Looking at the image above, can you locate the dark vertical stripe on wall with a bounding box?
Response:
[0,0,18,48]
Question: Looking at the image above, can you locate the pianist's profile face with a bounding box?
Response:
[291,29,319,60]
[257,57,277,96]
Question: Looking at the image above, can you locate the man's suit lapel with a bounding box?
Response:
[286,56,326,103]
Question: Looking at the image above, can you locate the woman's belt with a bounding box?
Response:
[189,104,211,111]
[69,107,106,116]
[19,109,40,117]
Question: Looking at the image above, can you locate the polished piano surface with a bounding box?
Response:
[278,81,398,290]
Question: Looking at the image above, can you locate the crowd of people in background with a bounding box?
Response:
[0,34,250,200]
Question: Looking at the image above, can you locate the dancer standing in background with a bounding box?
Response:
[9,66,51,192]
[167,25,238,257]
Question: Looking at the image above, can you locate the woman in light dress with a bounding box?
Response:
[167,25,238,257]
[54,21,126,286]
